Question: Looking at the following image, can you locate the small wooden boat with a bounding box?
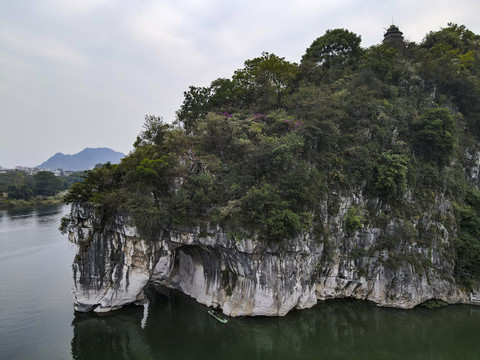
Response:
[208,309,228,323]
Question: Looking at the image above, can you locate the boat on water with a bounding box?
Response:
[208,309,228,323]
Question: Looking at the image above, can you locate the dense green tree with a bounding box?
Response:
[412,108,456,165]
[238,183,303,240]
[64,163,121,203]
[64,172,86,188]
[419,23,480,132]
[134,115,171,148]
[0,171,29,191]
[1,170,83,201]
[422,23,479,54]
[374,152,410,198]
[208,78,241,110]
[361,45,399,82]
[33,171,64,196]
[344,206,364,232]
[175,86,212,134]
[455,187,480,288]
[176,78,243,134]
[302,28,362,69]
[7,184,33,200]
[233,52,298,111]
[176,54,298,132]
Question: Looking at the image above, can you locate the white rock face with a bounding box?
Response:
[313,190,473,309]
[67,195,476,316]
[68,204,161,312]
[68,204,318,316]
[152,244,318,316]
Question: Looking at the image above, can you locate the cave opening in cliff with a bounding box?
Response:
[149,244,242,309]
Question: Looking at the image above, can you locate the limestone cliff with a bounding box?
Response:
[66,191,477,315]
[68,203,316,315]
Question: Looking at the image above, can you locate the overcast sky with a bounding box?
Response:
[1,0,479,168]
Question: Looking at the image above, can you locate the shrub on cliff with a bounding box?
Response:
[374,152,410,199]
[455,187,480,289]
[412,108,456,165]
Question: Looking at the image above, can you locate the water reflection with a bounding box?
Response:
[34,204,63,225]
[70,287,480,360]
[72,308,153,360]
[5,206,35,219]
[2,207,35,230]
[0,204,64,231]
[0,204,75,359]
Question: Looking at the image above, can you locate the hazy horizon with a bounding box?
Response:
[0,146,126,170]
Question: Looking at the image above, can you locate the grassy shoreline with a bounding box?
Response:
[0,192,67,210]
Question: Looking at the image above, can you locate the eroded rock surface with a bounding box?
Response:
[67,194,476,316]
[68,204,316,315]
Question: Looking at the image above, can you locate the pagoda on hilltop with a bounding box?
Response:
[383,25,405,48]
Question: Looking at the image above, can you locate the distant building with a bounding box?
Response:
[383,25,404,49]
[13,166,40,176]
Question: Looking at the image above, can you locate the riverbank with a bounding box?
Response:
[0,191,67,210]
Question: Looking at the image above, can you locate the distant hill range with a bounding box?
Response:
[37,147,125,171]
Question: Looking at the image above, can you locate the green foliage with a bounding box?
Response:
[59,215,70,235]
[170,172,216,224]
[344,206,364,232]
[175,85,213,134]
[374,152,410,198]
[361,45,399,82]
[133,155,176,195]
[233,52,298,111]
[134,115,171,148]
[302,28,362,69]
[419,23,480,133]
[422,23,479,52]
[33,171,64,196]
[7,184,33,200]
[412,108,456,165]
[455,187,480,287]
[176,53,298,132]
[238,183,304,241]
[195,113,243,157]
[0,170,78,201]
[64,163,122,204]
[64,172,86,188]
[420,299,448,309]
[350,246,367,259]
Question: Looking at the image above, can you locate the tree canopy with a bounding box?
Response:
[0,170,83,201]
[302,28,362,69]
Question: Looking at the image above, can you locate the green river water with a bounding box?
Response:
[1,204,479,359]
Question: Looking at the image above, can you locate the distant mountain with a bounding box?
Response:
[37,147,125,171]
